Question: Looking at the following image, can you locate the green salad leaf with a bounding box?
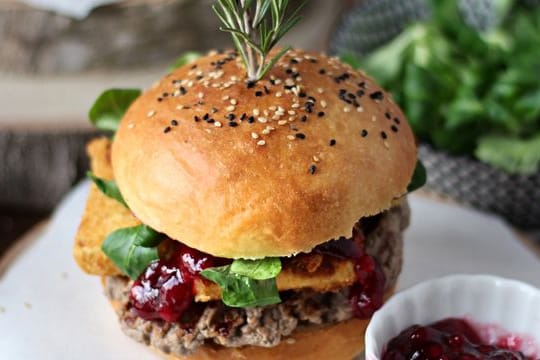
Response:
[407,159,427,193]
[101,225,162,279]
[89,89,141,133]
[358,2,540,174]
[86,171,127,207]
[168,51,203,71]
[200,258,282,308]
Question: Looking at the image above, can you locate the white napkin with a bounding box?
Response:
[20,0,120,19]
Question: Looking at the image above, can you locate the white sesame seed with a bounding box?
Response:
[258,117,267,123]
[278,120,288,126]
[226,105,235,112]
[285,79,295,86]
[257,140,266,146]
[197,92,204,99]
[288,116,295,122]
[288,110,296,115]
[291,103,300,109]
[262,128,271,135]
[253,109,260,116]
[275,92,282,97]
[321,100,328,108]
[274,79,282,85]
[296,76,302,82]
[343,106,351,113]
[251,132,259,139]
[384,141,390,149]
[357,107,364,112]
[214,121,222,127]
[313,155,320,162]
[222,95,229,100]
[128,123,135,129]
[287,135,296,140]
[372,115,377,122]
[269,106,277,111]
[230,99,237,105]
[147,110,156,117]
[317,88,324,94]
[176,105,184,110]
[187,81,194,87]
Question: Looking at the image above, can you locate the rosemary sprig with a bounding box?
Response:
[213,0,307,83]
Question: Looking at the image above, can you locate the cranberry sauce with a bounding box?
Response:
[383,318,529,360]
[129,243,228,322]
[314,222,386,319]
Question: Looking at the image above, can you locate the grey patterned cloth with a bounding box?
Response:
[331,0,540,230]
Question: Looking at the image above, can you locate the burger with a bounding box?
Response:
[73,47,419,359]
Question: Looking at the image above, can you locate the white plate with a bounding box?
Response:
[1,182,539,359]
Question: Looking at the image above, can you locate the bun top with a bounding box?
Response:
[112,49,417,258]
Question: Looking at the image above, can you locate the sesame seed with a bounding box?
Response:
[329,139,336,146]
[255,91,263,97]
[381,131,387,139]
[317,88,324,94]
[248,116,255,123]
[128,123,135,129]
[240,113,247,120]
[384,141,390,149]
[276,92,282,97]
[226,105,235,112]
[309,164,317,175]
[257,140,266,146]
[319,69,326,75]
[318,111,325,117]
[198,92,204,99]
[194,116,200,122]
[222,95,230,100]
[262,128,271,135]
[313,155,320,162]
[228,121,238,127]
[372,115,377,122]
[230,99,237,105]
[287,135,296,140]
[301,115,308,122]
[288,110,296,115]
[253,109,260,116]
[370,91,384,101]
[391,125,398,132]
[171,120,178,126]
[295,133,306,139]
[343,106,351,113]
[361,129,368,137]
[214,121,222,127]
[385,112,391,119]
[251,132,259,139]
[357,107,364,112]
[147,110,156,117]
[163,126,171,133]
[176,105,184,110]
[321,100,328,108]
[203,113,210,120]
[278,120,288,126]
[394,117,401,125]
[258,117,268,123]
[291,103,300,109]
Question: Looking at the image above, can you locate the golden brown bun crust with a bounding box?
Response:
[112,49,417,258]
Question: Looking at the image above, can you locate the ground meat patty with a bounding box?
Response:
[104,200,409,357]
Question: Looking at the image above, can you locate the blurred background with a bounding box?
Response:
[1,0,539,255]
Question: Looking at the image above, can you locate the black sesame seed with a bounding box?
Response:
[319,69,326,75]
[246,81,255,89]
[194,116,200,122]
[157,97,163,102]
[347,93,356,99]
[308,96,316,102]
[370,91,384,101]
[203,113,209,120]
[207,118,215,123]
[356,90,365,97]
[228,121,238,127]
[339,89,347,95]
[299,92,307,98]
[329,139,336,146]
[391,125,398,133]
[301,115,308,122]
[163,126,171,133]
[248,116,255,124]
[171,120,178,126]
[385,112,391,120]
[211,107,218,114]
[196,75,203,80]
[179,87,187,95]
[162,92,169,97]
[394,117,401,125]
[309,164,317,175]
[309,58,318,63]
[381,131,387,139]
[286,68,293,74]
[264,86,270,94]
[227,113,235,120]
[190,64,197,69]
[240,113,247,120]
[361,129,368,137]
[318,111,325,117]
[358,81,366,88]
[255,91,263,97]
[270,79,276,85]
[295,133,306,139]
[291,58,299,64]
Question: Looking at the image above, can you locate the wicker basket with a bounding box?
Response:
[331,0,540,229]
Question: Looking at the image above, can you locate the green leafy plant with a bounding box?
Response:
[213,0,307,82]
[356,1,540,175]
[201,258,282,307]
[89,88,141,133]
[86,171,127,207]
[101,225,162,279]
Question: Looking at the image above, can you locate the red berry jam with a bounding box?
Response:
[383,318,529,360]
[315,223,386,319]
[130,243,227,322]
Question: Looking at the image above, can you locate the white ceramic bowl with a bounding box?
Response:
[365,274,540,359]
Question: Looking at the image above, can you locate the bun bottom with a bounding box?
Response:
[156,318,368,360]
